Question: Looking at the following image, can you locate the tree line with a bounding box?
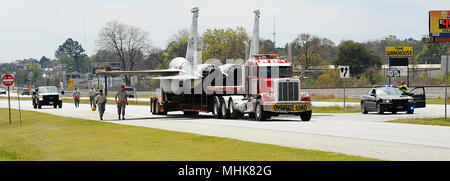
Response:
[1,20,449,88]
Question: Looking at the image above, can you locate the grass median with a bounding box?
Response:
[0,108,377,161]
[312,106,360,113]
[388,117,450,127]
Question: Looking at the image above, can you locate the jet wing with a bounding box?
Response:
[152,74,201,80]
[96,69,180,76]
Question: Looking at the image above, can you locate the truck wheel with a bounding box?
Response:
[155,101,167,115]
[228,99,242,118]
[361,101,368,114]
[248,113,255,119]
[221,101,230,119]
[376,102,384,114]
[407,109,414,114]
[150,100,156,115]
[213,98,222,119]
[255,102,266,121]
[300,111,312,121]
[155,101,160,115]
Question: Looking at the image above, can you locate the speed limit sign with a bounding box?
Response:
[1,74,14,86]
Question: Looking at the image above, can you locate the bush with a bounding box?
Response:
[360,66,385,85]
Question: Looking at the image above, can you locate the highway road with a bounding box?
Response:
[1,99,449,161]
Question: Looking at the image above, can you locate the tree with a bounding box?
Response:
[360,66,385,85]
[39,56,51,68]
[364,35,425,65]
[55,38,85,58]
[55,38,90,73]
[202,27,250,62]
[415,43,449,64]
[91,50,117,62]
[259,38,275,54]
[291,34,330,74]
[335,40,381,75]
[96,20,151,85]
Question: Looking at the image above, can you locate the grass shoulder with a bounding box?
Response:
[0,108,377,161]
[388,117,450,127]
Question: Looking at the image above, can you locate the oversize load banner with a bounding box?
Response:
[385,46,413,57]
[429,10,450,37]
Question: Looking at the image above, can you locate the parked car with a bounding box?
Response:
[0,88,6,95]
[32,86,63,109]
[124,87,135,98]
[360,85,426,114]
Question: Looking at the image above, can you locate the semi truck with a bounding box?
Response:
[149,54,312,121]
[98,8,312,121]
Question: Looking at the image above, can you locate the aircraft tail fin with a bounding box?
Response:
[249,10,260,60]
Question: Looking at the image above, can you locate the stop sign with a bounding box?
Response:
[1,74,14,86]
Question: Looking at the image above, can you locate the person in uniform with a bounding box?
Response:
[89,88,96,108]
[115,85,128,120]
[395,81,409,94]
[94,89,107,120]
[73,87,81,108]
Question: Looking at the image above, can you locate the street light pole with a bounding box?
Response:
[445,44,449,121]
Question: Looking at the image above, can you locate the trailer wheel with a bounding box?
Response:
[300,111,312,121]
[255,102,266,121]
[221,101,230,119]
[156,101,167,115]
[213,98,222,119]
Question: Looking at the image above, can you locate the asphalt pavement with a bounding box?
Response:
[1,98,449,161]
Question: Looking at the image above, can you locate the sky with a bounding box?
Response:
[0,0,449,63]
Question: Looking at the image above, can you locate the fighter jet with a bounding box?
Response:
[97,7,202,80]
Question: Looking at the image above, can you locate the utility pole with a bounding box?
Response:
[273,16,276,48]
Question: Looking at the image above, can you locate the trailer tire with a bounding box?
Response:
[151,100,156,115]
[221,101,230,119]
[155,101,167,115]
[213,97,222,119]
[300,111,312,121]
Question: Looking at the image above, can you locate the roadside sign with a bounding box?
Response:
[338,66,349,78]
[338,65,349,108]
[387,70,401,77]
[1,74,14,125]
[2,74,15,86]
[389,57,409,66]
[385,46,413,57]
[68,78,74,89]
[429,10,450,38]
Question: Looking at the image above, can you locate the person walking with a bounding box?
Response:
[94,89,107,120]
[115,85,128,120]
[89,87,96,108]
[73,87,81,108]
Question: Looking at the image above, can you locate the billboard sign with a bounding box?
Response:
[385,46,413,57]
[429,10,450,37]
[93,62,121,74]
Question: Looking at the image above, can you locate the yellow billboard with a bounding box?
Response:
[429,10,450,37]
[385,46,413,57]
